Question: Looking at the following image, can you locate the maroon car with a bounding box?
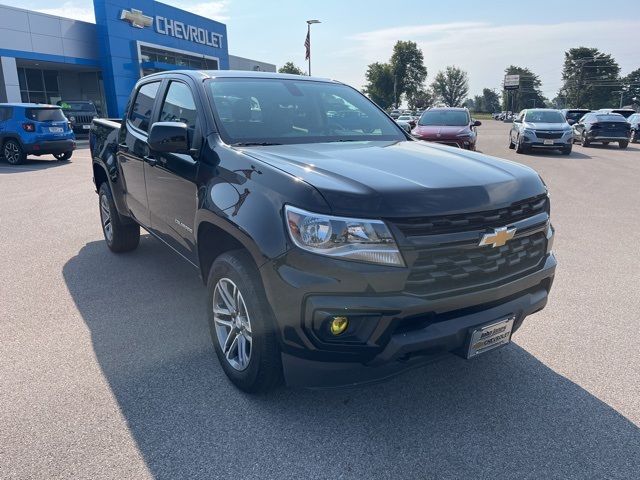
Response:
[412,107,481,150]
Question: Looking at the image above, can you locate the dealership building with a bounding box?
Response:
[0,0,275,116]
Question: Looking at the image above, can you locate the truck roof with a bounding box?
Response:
[141,69,340,84]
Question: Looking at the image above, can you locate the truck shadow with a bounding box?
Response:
[62,239,640,479]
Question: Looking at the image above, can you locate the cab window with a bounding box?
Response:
[129,81,161,132]
[159,81,197,132]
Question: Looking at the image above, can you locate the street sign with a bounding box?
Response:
[504,74,520,90]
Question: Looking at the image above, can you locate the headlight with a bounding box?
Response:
[523,128,535,135]
[285,206,405,267]
[69,116,76,123]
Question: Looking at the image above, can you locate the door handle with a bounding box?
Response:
[117,143,129,153]
[144,156,157,167]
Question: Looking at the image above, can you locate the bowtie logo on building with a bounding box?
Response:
[120,9,153,28]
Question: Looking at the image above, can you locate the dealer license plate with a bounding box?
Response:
[543,139,554,145]
[82,124,90,130]
[467,316,515,359]
[49,127,63,133]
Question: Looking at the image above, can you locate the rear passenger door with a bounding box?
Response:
[144,79,200,263]
[119,80,161,227]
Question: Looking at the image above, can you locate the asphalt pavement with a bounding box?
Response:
[1,123,639,479]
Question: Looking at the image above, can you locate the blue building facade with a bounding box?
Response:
[0,2,274,117]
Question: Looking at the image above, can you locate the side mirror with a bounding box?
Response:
[472,120,482,127]
[513,118,522,124]
[566,119,575,126]
[148,122,189,154]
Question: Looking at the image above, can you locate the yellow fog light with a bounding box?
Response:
[330,316,349,336]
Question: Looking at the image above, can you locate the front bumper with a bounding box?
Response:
[23,139,76,155]
[261,240,556,388]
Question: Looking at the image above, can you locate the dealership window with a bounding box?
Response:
[18,68,60,105]
[129,81,161,132]
[139,45,218,76]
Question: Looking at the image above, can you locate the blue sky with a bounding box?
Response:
[5,0,640,99]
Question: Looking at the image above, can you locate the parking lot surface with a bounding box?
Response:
[1,124,639,479]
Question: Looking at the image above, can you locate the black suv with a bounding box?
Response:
[90,71,556,392]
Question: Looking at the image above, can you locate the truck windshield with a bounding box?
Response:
[524,111,565,123]
[25,108,67,122]
[206,78,405,145]
[418,110,469,126]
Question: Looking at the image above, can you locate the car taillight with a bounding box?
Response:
[22,122,35,132]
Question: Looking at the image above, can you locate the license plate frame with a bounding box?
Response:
[49,127,64,133]
[543,139,554,145]
[466,316,515,359]
[82,124,90,130]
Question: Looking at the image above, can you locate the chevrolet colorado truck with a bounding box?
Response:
[90,71,556,392]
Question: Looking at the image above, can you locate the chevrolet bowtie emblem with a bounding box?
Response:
[120,9,153,28]
[479,226,516,248]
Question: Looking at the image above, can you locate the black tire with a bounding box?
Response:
[631,130,638,143]
[581,133,590,147]
[98,182,140,253]
[3,139,26,165]
[508,134,515,149]
[515,135,527,154]
[207,250,282,393]
[54,151,72,161]
[561,145,572,155]
[619,140,628,149]
[602,141,610,146]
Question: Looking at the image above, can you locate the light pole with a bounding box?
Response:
[306,20,320,76]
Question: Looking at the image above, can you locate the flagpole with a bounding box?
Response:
[306,20,320,76]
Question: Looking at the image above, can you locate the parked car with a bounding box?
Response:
[572,112,630,148]
[509,109,573,155]
[395,114,416,132]
[90,70,556,392]
[627,113,640,143]
[0,103,76,165]
[560,108,591,125]
[389,109,401,119]
[57,100,99,134]
[411,107,480,149]
[596,108,636,119]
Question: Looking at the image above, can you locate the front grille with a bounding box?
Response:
[405,232,547,297]
[75,114,94,124]
[390,194,548,237]
[535,131,563,139]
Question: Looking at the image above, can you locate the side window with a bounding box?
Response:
[129,81,161,132]
[0,107,11,121]
[159,81,197,133]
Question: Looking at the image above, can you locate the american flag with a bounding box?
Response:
[304,31,310,60]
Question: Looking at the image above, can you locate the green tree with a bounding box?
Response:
[390,41,428,107]
[278,61,304,75]
[559,47,620,109]
[501,66,546,112]
[431,66,469,107]
[363,62,395,109]
[623,68,640,107]
[481,88,501,113]
[407,88,433,110]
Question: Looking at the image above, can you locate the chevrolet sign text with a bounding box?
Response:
[155,16,223,48]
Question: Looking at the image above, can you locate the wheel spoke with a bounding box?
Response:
[224,330,239,360]
[214,316,233,328]
[218,281,237,314]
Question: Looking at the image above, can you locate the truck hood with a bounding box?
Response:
[237,140,545,217]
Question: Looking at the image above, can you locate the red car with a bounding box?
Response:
[412,107,481,150]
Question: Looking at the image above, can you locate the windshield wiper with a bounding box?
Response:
[231,141,282,147]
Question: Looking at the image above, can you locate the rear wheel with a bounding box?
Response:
[3,139,25,165]
[207,250,282,393]
[54,151,72,161]
[619,140,629,149]
[98,182,140,253]
[631,130,638,143]
[508,133,515,149]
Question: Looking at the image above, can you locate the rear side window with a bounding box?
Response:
[25,108,66,122]
[159,81,197,131]
[129,81,160,132]
[0,107,12,121]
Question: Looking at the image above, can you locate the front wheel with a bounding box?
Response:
[561,145,572,155]
[619,140,628,149]
[207,250,282,393]
[508,134,515,149]
[54,151,72,161]
[631,130,638,143]
[3,139,25,165]
[515,135,527,154]
[581,133,590,147]
[98,182,140,253]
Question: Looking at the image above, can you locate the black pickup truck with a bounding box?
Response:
[90,70,556,392]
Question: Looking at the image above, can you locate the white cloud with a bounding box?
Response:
[37,2,95,23]
[343,20,640,98]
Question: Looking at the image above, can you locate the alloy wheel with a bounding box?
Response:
[4,142,21,164]
[99,194,113,243]
[213,278,252,371]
